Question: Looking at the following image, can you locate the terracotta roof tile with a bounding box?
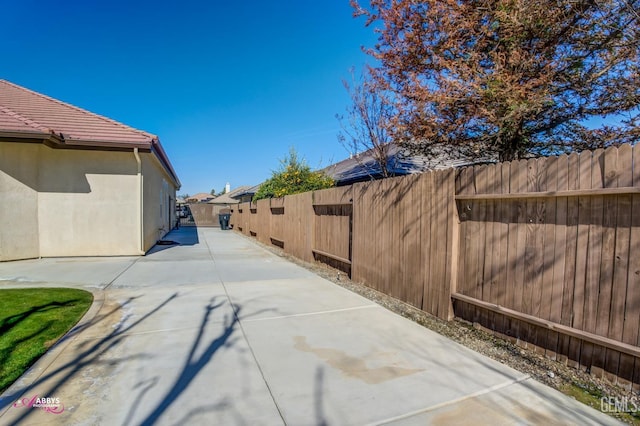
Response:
[0,106,49,133]
[0,79,180,187]
[0,79,154,145]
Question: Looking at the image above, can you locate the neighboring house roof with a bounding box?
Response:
[208,186,251,204]
[186,192,215,202]
[0,79,180,187]
[323,143,490,186]
[232,183,261,200]
[231,144,491,199]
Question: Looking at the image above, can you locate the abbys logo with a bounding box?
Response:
[13,395,64,414]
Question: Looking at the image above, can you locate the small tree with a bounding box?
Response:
[336,69,396,178]
[253,148,335,201]
[211,187,227,197]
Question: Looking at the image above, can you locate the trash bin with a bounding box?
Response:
[219,208,231,230]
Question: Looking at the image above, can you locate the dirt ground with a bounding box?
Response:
[245,234,640,425]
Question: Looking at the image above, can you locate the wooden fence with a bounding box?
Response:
[230,144,640,390]
[183,203,231,227]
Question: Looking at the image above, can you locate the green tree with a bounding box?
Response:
[253,148,335,201]
[352,0,640,161]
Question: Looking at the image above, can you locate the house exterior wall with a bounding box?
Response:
[141,152,177,251]
[0,142,40,261]
[0,142,178,261]
[37,148,140,257]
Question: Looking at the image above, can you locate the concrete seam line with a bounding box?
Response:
[103,257,142,290]
[369,375,531,426]
[76,325,202,339]
[203,231,287,425]
[242,304,380,323]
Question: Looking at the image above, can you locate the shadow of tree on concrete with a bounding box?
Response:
[135,297,239,425]
[0,292,178,424]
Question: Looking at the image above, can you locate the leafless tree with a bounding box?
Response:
[336,70,396,178]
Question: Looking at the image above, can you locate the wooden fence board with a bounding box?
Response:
[436,170,451,318]
[592,147,618,378]
[525,158,544,350]
[441,169,456,320]
[404,174,423,308]
[455,169,470,320]
[496,162,510,337]
[461,166,479,321]
[388,178,400,301]
[628,145,640,392]
[569,152,591,368]
[540,156,558,358]
[581,149,604,371]
[270,198,285,245]
[549,154,568,360]
[477,166,488,326]
[561,152,580,365]
[607,144,632,384]
[482,164,496,330]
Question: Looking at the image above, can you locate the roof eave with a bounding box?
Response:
[61,137,151,150]
[150,140,181,189]
[0,129,52,143]
[0,130,181,189]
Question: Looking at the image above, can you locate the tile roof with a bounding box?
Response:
[323,143,492,185]
[0,80,155,144]
[0,79,180,186]
[232,184,261,198]
[187,193,215,202]
[208,186,251,204]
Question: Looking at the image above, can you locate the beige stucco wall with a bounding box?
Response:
[37,148,140,257]
[141,152,177,251]
[0,142,40,261]
[0,142,178,261]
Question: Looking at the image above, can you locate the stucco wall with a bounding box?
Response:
[0,142,40,261]
[0,142,178,261]
[141,153,177,251]
[37,148,140,257]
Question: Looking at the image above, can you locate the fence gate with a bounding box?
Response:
[178,203,220,227]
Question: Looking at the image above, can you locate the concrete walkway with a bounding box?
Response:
[0,228,621,425]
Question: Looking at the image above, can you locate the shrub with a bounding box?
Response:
[253,148,334,201]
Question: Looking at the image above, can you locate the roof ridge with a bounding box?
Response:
[0,104,51,133]
[0,79,156,141]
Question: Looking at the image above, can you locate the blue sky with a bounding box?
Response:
[1,1,377,195]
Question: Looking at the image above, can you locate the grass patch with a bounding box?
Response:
[0,288,93,393]
[560,383,640,425]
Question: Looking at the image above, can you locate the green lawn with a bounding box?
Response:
[0,288,93,393]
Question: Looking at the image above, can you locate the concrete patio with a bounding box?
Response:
[0,227,621,425]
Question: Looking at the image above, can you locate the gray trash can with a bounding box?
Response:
[219,214,230,230]
[219,208,231,230]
